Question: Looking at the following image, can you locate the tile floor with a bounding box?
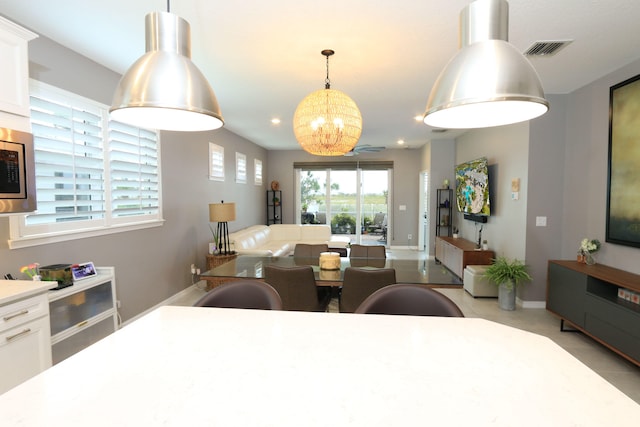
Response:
[173,249,640,405]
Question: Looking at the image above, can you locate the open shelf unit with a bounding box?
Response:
[266,190,282,225]
[435,189,453,237]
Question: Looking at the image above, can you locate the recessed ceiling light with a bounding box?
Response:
[271,118,281,125]
[397,139,405,145]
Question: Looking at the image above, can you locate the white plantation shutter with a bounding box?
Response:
[254,159,263,185]
[209,143,224,181]
[236,152,247,184]
[9,80,162,247]
[109,122,159,219]
[28,89,106,225]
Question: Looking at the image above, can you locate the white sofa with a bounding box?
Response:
[229,224,350,256]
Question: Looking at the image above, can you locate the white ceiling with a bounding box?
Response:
[2,0,640,152]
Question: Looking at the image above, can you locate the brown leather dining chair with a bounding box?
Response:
[349,244,386,268]
[193,280,283,310]
[348,244,369,258]
[264,265,332,312]
[293,243,329,258]
[339,267,396,313]
[355,284,464,317]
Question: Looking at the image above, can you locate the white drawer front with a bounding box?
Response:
[0,294,49,332]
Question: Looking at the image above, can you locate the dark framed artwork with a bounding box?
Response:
[606,73,640,248]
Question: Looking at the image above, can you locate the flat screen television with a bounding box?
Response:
[455,157,490,222]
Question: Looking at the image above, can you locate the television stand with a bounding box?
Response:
[435,236,494,278]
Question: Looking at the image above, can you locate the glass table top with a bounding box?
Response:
[201,255,462,285]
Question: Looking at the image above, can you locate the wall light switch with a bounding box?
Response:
[536,216,547,227]
[399,205,407,211]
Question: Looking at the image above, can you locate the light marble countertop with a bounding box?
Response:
[0,306,638,426]
[0,279,54,305]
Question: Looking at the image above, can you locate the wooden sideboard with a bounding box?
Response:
[435,236,494,279]
[547,260,640,366]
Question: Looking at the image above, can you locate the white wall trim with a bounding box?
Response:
[519,299,546,309]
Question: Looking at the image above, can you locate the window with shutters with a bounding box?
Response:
[8,80,163,249]
[235,152,247,184]
[208,143,224,181]
[254,159,263,185]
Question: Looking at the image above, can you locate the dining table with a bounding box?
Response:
[201,255,463,286]
[0,306,638,426]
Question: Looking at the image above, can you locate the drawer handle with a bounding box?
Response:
[6,328,31,342]
[3,309,29,322]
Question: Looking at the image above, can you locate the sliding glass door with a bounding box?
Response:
[296,163,391,246]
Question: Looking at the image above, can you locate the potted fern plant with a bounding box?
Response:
[483,257,532,310]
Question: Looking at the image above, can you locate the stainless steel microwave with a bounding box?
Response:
[0,127,36,214]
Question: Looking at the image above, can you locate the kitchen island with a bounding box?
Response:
[0,305,638,425]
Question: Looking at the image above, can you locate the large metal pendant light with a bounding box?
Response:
[424,0,549,129]
[293,50,362,156]
[110,6,223,131]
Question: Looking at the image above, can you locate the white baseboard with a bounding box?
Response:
[520,299,546,309]
[122,282,206,327]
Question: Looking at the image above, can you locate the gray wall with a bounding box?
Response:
[0,36,266,322]
[524,94,567,302]
[560,58,640,273]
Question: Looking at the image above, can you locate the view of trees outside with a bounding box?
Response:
[299,169,388,238]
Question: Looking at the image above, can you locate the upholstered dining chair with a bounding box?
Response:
[339,267,396,313]
[349,244,386,259]
[293,243,329,258]
[348,244,369,258]
[193,280,283,310]
[264,265,332,312]
[355,284,464,317]
[366,245,386,259]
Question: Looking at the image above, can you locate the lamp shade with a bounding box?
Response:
[209,202,236,222]
[424,0,548,129]
[293,88,362,156]
[110,12,224,131]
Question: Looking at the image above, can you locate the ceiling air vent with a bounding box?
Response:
[523,40,573,57]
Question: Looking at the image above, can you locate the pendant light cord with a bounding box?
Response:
[321,49,335,90]
[167,0,171,12]
[325,54,331,89]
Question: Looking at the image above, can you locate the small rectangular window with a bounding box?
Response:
[209,142,224,181]
[236,152,247,184]
[254,159,263,185]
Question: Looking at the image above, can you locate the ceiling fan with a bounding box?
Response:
[344,144,385,156]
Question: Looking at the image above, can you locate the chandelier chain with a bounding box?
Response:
[325,54,331,89]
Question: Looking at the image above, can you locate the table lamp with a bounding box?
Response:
[209,201,236,255]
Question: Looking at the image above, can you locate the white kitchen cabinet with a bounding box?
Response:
[0,16,37,132]
[0,283,52,394]
[48,267,118,364]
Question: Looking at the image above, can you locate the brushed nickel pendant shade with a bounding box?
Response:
[110,11,223,131]
[424,0,548,129]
